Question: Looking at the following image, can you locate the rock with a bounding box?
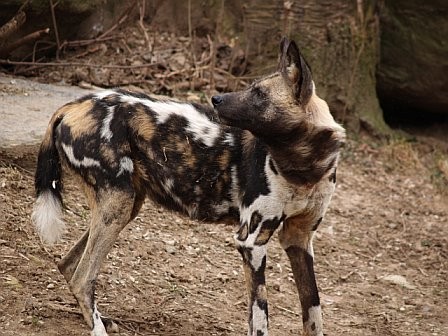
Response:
[382,274,416,290]
[0,75,93,149]
[377,0,448,118]
[165,245,176,254]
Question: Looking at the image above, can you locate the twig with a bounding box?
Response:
[18,252,30,261]
[418,267,429,277]
[275,305,300,316]
[41,244,55,259]
[207,34,215,95]
[45,302,81,315]
[61,35,117,48]
[49,0,61,59]
[0,59,161,69]
[0,2,27,41]
[64,205,86,219]
[187,0,192,45]
[96,0,136,40]
[240,5,250,78]
[0,159,34,175]
[282,1,293,36]
[187,0,198,90]
[17,0,30,12]
[107,316,149,325]
[0,28,50,58]
[138,0,152,52]
[0,255,21,259]
[57,0,135,52]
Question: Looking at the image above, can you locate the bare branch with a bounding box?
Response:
[0,59,161,70]
[0,10,26,41]
[0,28,50,58]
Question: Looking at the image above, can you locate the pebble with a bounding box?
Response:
[165,245,176,254]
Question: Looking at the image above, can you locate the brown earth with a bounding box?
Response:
[0,137,447,336]
[0,19,447,336]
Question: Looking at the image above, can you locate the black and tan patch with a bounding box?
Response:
[61,99,97,140]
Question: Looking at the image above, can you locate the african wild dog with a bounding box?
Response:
[32,37,345,336]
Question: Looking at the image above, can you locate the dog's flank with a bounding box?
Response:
[33,37,345,336]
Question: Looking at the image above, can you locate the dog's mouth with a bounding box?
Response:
[217,114,234,125]
[215,109,235,125]
[216,107,253,129]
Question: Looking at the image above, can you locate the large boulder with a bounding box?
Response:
[376,0,448,119]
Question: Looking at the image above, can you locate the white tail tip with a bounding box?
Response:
[32,191,65,244]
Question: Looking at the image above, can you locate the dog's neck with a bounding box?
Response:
[262,99,345,186]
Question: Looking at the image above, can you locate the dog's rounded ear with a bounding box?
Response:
[278,38,313,105]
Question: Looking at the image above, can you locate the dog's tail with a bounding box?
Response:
[32,108,66,244]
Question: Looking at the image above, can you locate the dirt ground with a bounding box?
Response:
[1,135,447,336]
[1,18,447,336]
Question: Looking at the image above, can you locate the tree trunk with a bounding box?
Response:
[149,0,388,133]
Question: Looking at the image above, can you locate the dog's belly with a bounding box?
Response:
[138,153,239,221]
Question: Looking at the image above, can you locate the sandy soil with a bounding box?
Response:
[0,137,447,336]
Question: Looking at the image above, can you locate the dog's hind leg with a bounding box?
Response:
[57,180,145,334]
[58,229,89,282]
[58,184,99,283]
[278,216,323,336]
[67,187,136,336]
[236,215,282,336]
[58,188,145,284]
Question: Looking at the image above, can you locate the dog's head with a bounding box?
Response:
[212,37,316,140]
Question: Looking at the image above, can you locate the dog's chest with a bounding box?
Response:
[240,156,336,226]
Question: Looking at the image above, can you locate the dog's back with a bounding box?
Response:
[35,89,246,226]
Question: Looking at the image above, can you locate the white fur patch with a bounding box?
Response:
[235,156,315,268]
[223,132,235,146]
[117,156,134,177]
[100,106,115,141]
[250,245,267,271]
[304,305,323,336]
[32,191,65,244]
[251,299,268,335]
[230,165,240,207]
[61,143,101,168]
[91,304,108,336]
[119,93,220,147]
[239,156,301,227]
[308,87,345,134]
[307,233,315,258]
[94,90,117,100]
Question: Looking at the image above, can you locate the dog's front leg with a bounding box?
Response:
[278,216,323,336]
[237,243,268,336]
[236,216,281,336]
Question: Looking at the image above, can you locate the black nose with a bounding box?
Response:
[211,95,223,107]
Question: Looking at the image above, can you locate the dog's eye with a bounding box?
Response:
[252,87,265,99]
